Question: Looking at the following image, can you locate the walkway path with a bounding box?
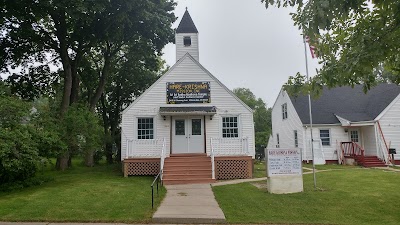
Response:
[152,184,226,224]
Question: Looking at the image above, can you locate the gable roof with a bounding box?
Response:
[289,84,400,124]
[176,9,198,33]
[122,53,253,114]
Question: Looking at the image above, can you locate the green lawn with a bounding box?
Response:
[253,160,267,178]
[214,168,400,225]
[303,163,359,170]
[0,160,165,223]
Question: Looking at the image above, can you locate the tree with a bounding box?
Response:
[96,55,164,163]
[0,86,41,184]
[1,0,176,169]
[233,88,272,158]
[263,0,400,93]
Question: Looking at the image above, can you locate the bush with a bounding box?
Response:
[0,95,42,184]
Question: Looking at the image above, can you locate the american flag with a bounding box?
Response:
[305,36,317,58]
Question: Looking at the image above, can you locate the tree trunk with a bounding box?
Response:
[85,150,95,167]
[105,143,113,164]
[56,152,70,171]
[115,133,122,162]
[89,43,112,112]
[51,11,72,116]
[70,64,80,104]
[100,94,114,164]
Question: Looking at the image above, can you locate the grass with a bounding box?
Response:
[0,160,165,223]
[253,161,359,178]
[303,163,359,171]
[214,167,400,225]
[253,160,267,178]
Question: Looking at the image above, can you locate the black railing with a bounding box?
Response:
[151,171,162,209]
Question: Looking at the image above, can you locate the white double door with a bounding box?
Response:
[172,117,204,154]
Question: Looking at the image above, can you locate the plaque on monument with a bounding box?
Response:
[266,148,304,194]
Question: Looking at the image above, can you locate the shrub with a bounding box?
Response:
[0,95,41,184]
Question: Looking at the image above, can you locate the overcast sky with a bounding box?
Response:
[162,0,320,107]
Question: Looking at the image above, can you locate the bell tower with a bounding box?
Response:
[176,8,199,62]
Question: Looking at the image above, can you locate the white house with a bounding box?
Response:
[268,84,400,167]
[121,10,255,184]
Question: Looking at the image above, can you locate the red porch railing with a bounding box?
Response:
[377,121,391,164]
[340,142,365,166]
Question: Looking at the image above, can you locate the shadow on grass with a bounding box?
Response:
[0,159,165,223]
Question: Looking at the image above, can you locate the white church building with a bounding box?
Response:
[121,10,255,184]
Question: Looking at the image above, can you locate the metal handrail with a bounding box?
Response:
[151,171,162,209]
[151,138,166,209]
[210,138,215,180]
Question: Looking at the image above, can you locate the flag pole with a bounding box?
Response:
[303,34,317,190]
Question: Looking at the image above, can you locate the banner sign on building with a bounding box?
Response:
[166,82,211,104]
[267,149,302,177]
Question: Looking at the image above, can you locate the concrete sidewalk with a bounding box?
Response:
[152,184,226,224]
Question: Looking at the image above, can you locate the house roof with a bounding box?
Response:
[289,84,400,124]
[176,9,198,33]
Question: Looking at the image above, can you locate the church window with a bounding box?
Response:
[183,36,191,47]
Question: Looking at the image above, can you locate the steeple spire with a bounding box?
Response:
[176,9,198,34]
[175,9,199,61]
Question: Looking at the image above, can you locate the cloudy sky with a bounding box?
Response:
[162,0,320,107]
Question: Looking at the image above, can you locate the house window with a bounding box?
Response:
[183,36,191,46]
[320,129,330,146]
[222,117,238,138]
[350,130,359,142]
[137,118,154,139]
[276,133,280,148]
[294,130,298,147]
[282,103,288,119]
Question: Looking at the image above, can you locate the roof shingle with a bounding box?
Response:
[176,9,198,33]
[289,84,400,124]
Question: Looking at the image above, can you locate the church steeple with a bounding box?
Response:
[176,8,198,34]
[175,9,199,62]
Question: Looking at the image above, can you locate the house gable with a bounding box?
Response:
[123,53,253,115]
[271,89,304,149]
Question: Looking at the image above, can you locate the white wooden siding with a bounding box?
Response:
[271,90,304,154]
[176,33,199,61]
[303,126,348,161]
[379,95,400,160]
[361,125,377,156]
[121,54,255,160]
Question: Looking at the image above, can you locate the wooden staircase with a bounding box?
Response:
[341,142,387,167]
[355,155,386,167]
[162,153,215,185]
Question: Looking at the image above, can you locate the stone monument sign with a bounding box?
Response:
[266,148,303,194]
